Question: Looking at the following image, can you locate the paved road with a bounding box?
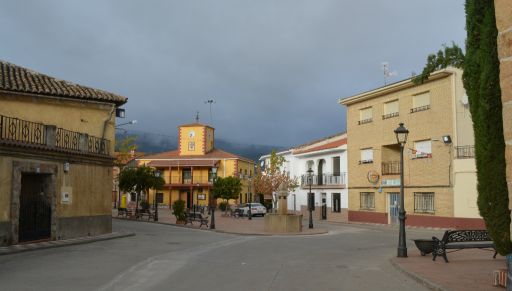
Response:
[0,219,437,291]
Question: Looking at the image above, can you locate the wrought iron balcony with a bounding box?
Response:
[0,114,110,156]
[381,161,400,175]
[455,145,475,159]
[300,173,347,188]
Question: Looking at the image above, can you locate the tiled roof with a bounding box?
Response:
[0,60,127,105]
[138,148,253,163]
[147,159,220,167]
[293,132,346,151]
[179,122,214,129]
[293,137,347,154]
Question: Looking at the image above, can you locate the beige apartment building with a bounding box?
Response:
[339,68,484,229]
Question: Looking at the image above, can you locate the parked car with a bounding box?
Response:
[239,203,267,217]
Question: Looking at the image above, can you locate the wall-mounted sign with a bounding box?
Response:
[61,186,73,204]
[381,179,401,187]
[367,170,380,184]
[197,194,206,200]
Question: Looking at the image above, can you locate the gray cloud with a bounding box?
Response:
[0,0,466,146]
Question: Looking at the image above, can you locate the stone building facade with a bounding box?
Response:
[494,0,512,239]
[0,60,127,245]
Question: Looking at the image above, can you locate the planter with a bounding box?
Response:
[413,239,434,256]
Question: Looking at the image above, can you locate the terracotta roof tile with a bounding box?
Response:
[293,138,347,154]
[0,60,127,105]
[138,148,253,163]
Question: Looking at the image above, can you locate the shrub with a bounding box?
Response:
[172,200,187,222]
[218,201,229,212]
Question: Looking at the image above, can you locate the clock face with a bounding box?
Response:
[188,130,195,138]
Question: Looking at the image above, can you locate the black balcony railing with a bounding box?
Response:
[381,161,400,175]
[410,105,430,113]
[0,114,111,156]
[0,115,46,146]
[455,145,475,159]
[300,173,347,187]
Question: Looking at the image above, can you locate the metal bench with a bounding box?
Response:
[186,212,209,227]
[432,230,497,262]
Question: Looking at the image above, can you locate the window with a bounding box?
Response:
[359,107,373,124]
[188,141,195,151]
[383,100,399,119]
[414,140,432,158]
[182,170,192,183]
[360,148,373,164]
[360,192,375,209]
[332,193,341,212]
[411,92,431,112]
[332,157,341,176]
[414,192,435,213]
[156,193,164,204]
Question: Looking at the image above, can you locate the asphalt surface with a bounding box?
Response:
[0,219,439,291]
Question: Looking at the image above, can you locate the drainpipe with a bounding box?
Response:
[101,105,116,154]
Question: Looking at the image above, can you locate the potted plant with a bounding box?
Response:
[172,200,187,224]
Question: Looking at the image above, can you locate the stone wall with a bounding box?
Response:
[494,0,512,240]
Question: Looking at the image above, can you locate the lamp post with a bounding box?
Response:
[248,174,252,220]
[210,166,217,229]
[307,167,314,229]
[154,170,160,222]
[395,122,409,258]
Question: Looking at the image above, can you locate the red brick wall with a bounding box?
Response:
[407,215,486,229]
[348,210,388,224]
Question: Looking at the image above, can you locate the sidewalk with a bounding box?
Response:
[391,246,506,291]
[113,208,328,235]
[0,231,134,256]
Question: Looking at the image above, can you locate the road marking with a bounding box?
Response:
[96,236,252,291]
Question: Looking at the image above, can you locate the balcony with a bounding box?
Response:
[381,161,400,175]
[164,174,213,186]
[0,114,110,156]
[300,173,347,189]
[455,145,475,159]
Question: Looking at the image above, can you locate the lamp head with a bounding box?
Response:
[394,123,409,145]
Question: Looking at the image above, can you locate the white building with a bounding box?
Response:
[259,133,348,222]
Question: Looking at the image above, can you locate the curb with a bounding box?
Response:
[0,232,135,256]
[389,257,448,291]
[113,217,329,236]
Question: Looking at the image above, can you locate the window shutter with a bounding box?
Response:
[361,148,373,161]
[384,100,399,114]
[360,107,373,120]
[413,92,430,108]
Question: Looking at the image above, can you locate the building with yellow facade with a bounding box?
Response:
[339,68,484,229]
[0,60,127,245]
[137,123,255,208]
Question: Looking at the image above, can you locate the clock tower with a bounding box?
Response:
[178,123,215,156]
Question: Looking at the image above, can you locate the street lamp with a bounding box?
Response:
[394,122,409,258]
[248,174,252,220]
[116,119,137,128]
[154,170,161,222]
[307,167,314,229]
[210,166,218,229]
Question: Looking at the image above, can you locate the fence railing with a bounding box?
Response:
[382,161,400,175]
[0,115,46,145]
[300,173,347,187]
[455,145,475,159]
[0,114,111,156]
[166,175,212,184]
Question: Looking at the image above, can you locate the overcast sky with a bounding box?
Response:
[0,1,466,147]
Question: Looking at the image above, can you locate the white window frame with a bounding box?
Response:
[413,140,432,158]
[360,148,374,164]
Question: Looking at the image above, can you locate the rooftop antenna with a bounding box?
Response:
[381,62,397,85]
[195,111,200,123]
[204,99,215,125]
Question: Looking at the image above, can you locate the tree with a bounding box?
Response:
[253,150,298,211]
[412,42,465,85]
[211,176,242,215]
[118,166,165,213]
[463,0,511,254]
[115,135,138,167]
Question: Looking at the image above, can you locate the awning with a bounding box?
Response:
[147,159,219,167]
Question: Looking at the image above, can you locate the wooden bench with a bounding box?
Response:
[137,209,155,221]
[186,212,209,227]
[432,230,497,262]
[117,208,128,218]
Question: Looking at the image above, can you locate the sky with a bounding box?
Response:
[0,1,467,147]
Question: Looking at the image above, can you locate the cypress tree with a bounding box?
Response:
[463,0,511,254]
